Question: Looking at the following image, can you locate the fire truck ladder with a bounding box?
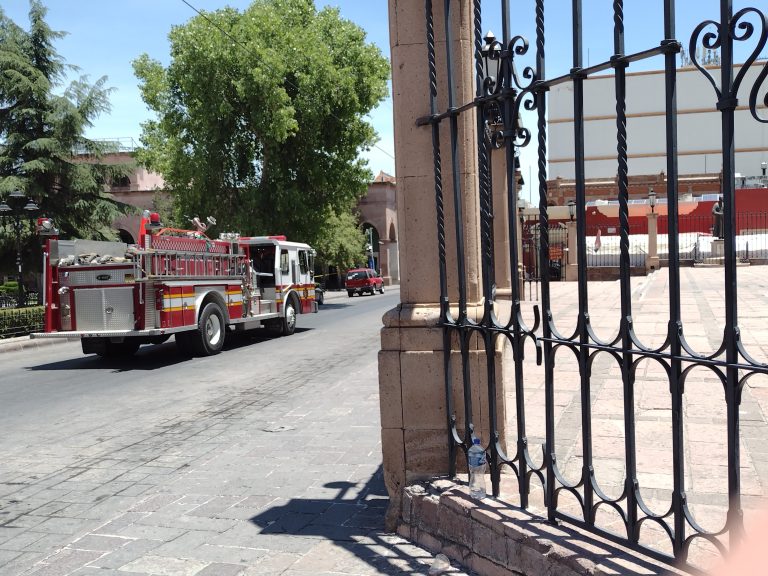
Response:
[136,250,248,279]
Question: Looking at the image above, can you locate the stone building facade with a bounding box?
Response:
[546,172,723,206]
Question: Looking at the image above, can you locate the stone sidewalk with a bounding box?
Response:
[0,286,472,576]
[507,266,768,569]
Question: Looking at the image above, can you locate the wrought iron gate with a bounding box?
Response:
[421,0,768,570]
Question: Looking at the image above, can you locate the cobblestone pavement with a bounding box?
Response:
[0,287,471,576]
[505,266,768,569]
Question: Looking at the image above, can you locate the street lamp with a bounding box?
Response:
[480,31,502,91]
[648,187,657,214]
[0,190,39,307]
[366,227,375,271]
[567,200,576,221]
[480,30,505,147]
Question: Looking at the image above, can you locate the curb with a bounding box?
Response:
[321,285,399,302]
[0,335,80,354]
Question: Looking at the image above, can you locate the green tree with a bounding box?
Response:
[134,0,389,268]
[0,0,128,241]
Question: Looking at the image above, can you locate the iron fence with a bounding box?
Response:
[585,223,646,268]
[0,292,41,309]
[421,0,768,571]
[658,212,768,264]
[521,218,567,280]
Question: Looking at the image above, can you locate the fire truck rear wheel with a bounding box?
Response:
[192,302,226,356]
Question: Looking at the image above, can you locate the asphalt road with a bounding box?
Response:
[0,289,396,431]
[0,287,458,576]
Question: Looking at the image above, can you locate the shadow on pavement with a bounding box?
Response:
[249,465,438,574]
[317,302,351,311]
[26,328,313,372]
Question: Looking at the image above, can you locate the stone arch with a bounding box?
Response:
[117,229,135,244]
[113,175,131,188]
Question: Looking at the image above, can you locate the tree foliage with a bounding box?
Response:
[0,1,128,241]
[134,0,390,268]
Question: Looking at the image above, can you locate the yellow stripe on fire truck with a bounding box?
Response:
[161,290,243,311]
[162,292,195,312]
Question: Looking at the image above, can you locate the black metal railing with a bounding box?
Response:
[422,0,768,571]
[658,212,768,264]
[521,218,567,284]
[585,223,646,268]
[0,292,41,309]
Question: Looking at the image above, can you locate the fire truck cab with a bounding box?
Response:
[31,216,318,358]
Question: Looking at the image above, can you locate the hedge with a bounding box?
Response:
[0,306,45,339]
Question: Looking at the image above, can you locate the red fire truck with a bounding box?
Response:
[31,215,318,357]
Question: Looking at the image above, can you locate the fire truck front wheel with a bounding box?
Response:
[283,299,297,335]
[190,302,226,356]
[268,297,297,336]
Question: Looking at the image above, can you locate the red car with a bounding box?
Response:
[345,268,384,297]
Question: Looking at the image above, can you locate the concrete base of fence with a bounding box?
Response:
[586,267,647,281]
[399,479,685,576]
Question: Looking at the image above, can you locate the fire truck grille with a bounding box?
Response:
[144,284,157,329]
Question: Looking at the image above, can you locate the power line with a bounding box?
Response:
[177,0,395,163]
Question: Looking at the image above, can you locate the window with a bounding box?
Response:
[298,250,309,274]
[280,250,289,274]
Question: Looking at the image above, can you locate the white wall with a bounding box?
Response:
[548,62,768,179]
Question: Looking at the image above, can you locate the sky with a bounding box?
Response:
[2,1,764,199]
[1,0,395,175]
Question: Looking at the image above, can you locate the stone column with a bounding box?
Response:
[565,220,578,281]
[380,0,488,529]
[647,212,659,272]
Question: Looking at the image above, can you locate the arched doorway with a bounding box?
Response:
[118,229,135,244]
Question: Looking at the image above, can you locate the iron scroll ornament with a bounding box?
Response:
[479,31,536,149]
[689,7,768,120]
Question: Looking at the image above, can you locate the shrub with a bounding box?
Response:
[0,281,19,295]
[0,306,44,339]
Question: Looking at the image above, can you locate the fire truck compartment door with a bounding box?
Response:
[74,287,135,331]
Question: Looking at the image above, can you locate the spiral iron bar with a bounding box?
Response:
[533,0,558,523]
[424,0,458,477]
[612,0,641,544]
